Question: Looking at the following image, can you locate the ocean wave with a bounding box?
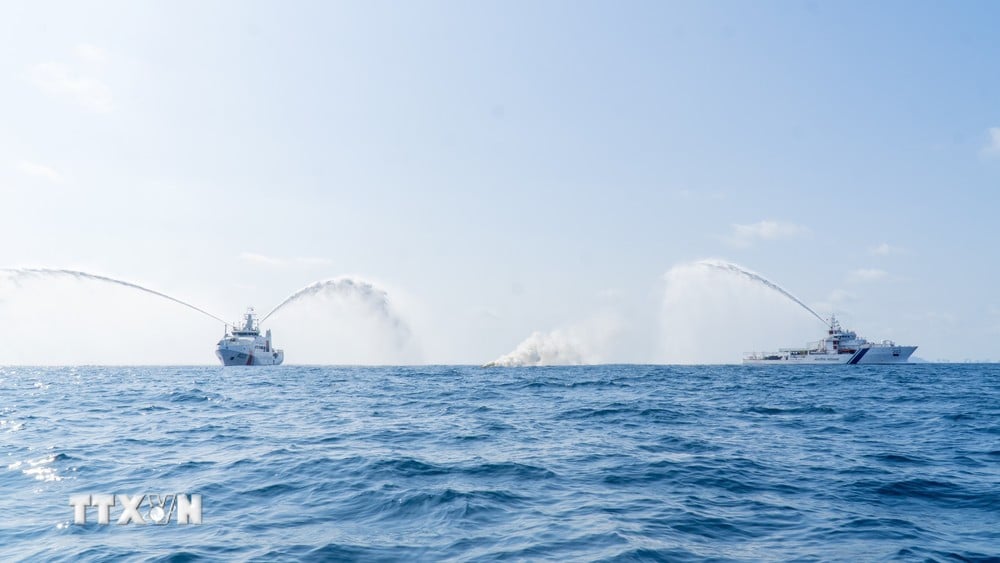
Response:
[1,364,997,561]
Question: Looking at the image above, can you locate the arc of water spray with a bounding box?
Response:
[1,268,227,324]
[695,260,828,326]
[261,277,396,325]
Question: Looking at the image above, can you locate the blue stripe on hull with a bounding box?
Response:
[848,347,869,364]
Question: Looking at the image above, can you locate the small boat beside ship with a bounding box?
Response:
[744,316,915,365]
[216,308,284,366]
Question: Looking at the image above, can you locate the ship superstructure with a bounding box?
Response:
[216,307,284,366]
[744,316,915,365]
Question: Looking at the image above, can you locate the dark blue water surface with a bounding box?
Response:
[1,364,997,561]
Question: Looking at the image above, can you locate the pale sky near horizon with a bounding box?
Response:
[1,1,999,364]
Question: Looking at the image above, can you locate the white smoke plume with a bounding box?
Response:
[484,314,623,367]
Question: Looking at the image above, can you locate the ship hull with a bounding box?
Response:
[215,348,284,366]
[744,346,916,365]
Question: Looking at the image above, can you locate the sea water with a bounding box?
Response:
[1,364,997,561]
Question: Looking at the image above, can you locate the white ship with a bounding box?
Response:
[744,316,916,365]
[216,308,284,366]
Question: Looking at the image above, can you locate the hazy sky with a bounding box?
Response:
[2,1,999,364]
